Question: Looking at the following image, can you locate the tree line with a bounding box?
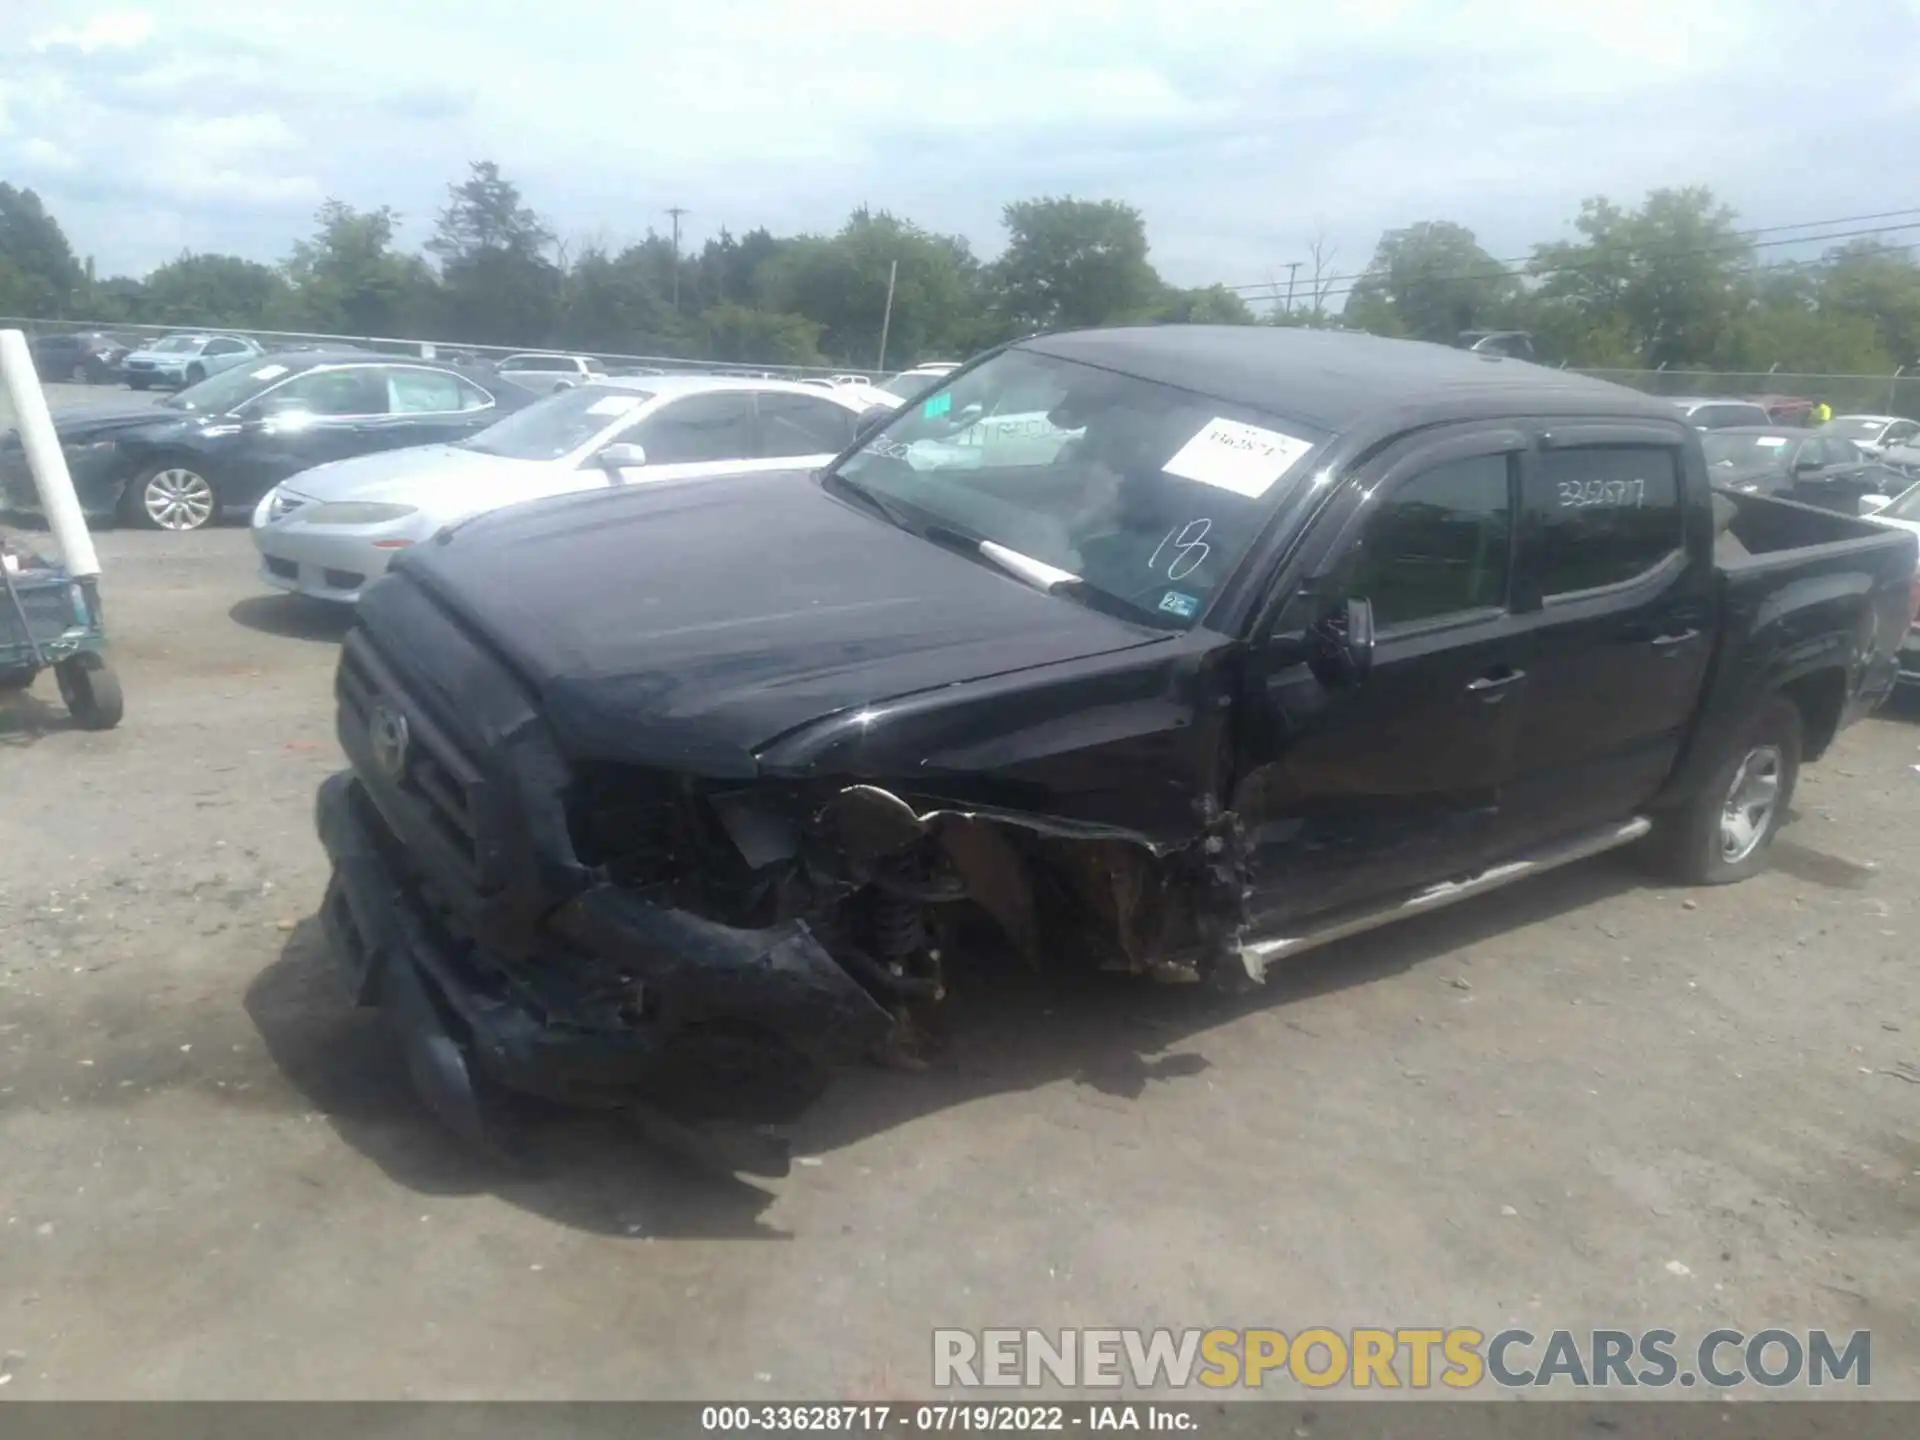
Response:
[1,164,1916,376]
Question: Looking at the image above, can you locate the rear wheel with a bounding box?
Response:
[183,363,205,386]
[0,665,36,692]
[1651,694,1802,884]
[126,462,218,531]
[55,655,123,730]
[128,376,150,391]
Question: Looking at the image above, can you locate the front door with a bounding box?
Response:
[609,391,765,485]
[1237,427,1532,928]
[240,366,392,495]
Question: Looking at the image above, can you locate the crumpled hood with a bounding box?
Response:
[387,467,1162,776]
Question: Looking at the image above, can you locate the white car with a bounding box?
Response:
[251,377,875,604]
[1858,480,1920,686]
[496,353,608,393]
[1820,414,1920,456]
[875,364,963,404]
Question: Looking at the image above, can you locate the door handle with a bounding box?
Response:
[1466,667,1526,693]
[1650,628,1701,648]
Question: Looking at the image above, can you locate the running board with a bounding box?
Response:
[1238,816,1653,982]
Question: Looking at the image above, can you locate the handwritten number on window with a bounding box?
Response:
[1148,519,1212,581]
[1556,478,1646,508]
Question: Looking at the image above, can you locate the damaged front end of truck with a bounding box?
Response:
[315,566,1241,1175]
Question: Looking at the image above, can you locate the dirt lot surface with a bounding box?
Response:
[2,382,1917,1400]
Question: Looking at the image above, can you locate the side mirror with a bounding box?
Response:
[1859,493,1892,515]
[854,405,892,441]
[1306,597,1374,687]
[596,441,647,472]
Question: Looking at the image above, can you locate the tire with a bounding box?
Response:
[128,376,150,391]
[124,461,219,531]
[184,364,206,386]
[55,655,123,730]
[0,665,36,693]
[1651,694,1802,885]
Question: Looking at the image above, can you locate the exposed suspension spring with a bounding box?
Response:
[872,891,925,961]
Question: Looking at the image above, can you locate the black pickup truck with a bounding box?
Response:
[313,326,1917,1163]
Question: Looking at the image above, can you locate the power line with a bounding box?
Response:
[1245,217,1920,312]
[1227,205,1920,301]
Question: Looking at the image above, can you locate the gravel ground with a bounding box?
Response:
[1,381,1916,1400]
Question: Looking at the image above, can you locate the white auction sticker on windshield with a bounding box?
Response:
[586,395,642,416]
[250,364,289,381]
[1754,436,1789,447]
[1163,417,1313,498]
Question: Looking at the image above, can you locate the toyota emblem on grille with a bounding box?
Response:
[368,702,410,780]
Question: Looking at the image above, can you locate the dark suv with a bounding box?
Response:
[27,332,129,385]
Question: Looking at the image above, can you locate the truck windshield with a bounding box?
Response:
[828,348,1324,628]
[461,385,653,461]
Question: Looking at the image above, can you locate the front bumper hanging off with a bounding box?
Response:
[313,771,893,1167]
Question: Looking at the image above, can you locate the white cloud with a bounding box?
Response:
[30,9,154,54]
[0,0,1914,291]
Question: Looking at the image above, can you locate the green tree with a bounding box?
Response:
[284,200,439,337]
[701,303,825,365]
[1154,283,1256,324]
[1818,239,1920,368]
[1528,188,1750,368]
[762,209,979,367]
[0,182,85,316]
[427,161,561,345]
[558,241,698,355]
[139,253,290,326]
[993,197,1162,333]
[1343,221,1518,343]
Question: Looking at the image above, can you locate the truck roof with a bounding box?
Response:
[1023,325,1675,434]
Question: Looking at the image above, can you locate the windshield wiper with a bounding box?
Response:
[821,468,917,532]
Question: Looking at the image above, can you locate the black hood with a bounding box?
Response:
[392,469,1163,775]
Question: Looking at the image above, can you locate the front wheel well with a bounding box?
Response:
[1776,668,1847,762]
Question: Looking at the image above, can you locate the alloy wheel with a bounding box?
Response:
[1719,744,1782,864]
[143,468,216,531]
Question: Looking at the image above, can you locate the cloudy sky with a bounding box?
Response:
[3,0,1918,298]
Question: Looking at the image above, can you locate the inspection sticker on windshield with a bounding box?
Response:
[1157,590,1200,619]
[1754,436,1790,447]
[922,391,953,419]
[1163,417,1313,498]
[586,395,642,417]
[250,364,289,381]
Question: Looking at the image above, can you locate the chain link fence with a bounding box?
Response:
[1571,367,1918,419]
[0,316,873,384]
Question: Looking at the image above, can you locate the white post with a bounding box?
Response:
[0,328,101,578]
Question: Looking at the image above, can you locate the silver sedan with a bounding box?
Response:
[250,376,879,603]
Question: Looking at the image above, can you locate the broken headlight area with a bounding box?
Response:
[562,767,1243,1062]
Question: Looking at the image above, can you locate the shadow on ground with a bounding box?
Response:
[0,680,73,746]
[229,594,353,644]
[243,840,1717,1241]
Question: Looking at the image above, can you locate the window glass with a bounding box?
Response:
[386,368,467,414]
[1333,454,1512,630]
[636,393,758,464]
[758,392,856,457]
[835,348,1325,629]
[1528,446,1682,596]
[461,384,651,460]
[268,367,388,417]
[203,339,244,356]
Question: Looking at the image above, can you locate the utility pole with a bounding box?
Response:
[876,259,899,372]
[1284,261,1301,316]
[666,206,689,310]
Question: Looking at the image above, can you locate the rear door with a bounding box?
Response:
[608,391,762,485]
[1496,424,1712,852]
[1238,425,1533,925]
[754,390,859,465]
[377,365,499,448]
